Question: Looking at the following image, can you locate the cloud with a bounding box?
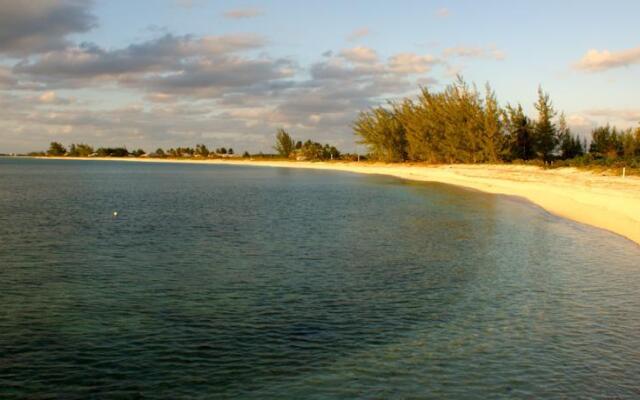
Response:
[0,0,96,56]
[443,45,505,61]
[584,108,640,122]
[347,27,370,41]
[574,46,640,72]
[436,7,450,18]
[339,46,378,64]
[145,93,176,103]
[0,66,16,87]
[223,7,264,19]
[13,33,268,82]
[310,49,439,81]
[39,90,58,103]
[2,26,445,153]
[136,57,296,98]
[30,90,75,105]
[388,53,439,74]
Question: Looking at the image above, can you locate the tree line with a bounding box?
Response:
[33,142,246,158]
[353,76,640,167]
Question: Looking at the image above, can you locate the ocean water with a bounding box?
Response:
[1,157,639,399]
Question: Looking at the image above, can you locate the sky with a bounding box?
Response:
[1,0,640,154]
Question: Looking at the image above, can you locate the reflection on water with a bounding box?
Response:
[1,158,639,399]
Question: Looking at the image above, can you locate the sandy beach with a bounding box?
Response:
[39,157,640,246]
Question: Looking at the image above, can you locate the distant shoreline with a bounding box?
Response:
[34,156,640,246]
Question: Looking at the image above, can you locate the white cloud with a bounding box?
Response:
[223,7,264,19]
[388,53,439,74]
[443,45,505,61]
[584,108,640,122]
[574,46,640,72]
[340,46,378,64]
[347,27,371,41]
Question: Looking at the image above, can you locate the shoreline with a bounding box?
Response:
[33,156,640,246]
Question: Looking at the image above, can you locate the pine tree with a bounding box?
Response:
[353,105,407,162]
[47,142,66,156]
[557,113,584,159]
[533,86,558,163]
[274,128,295,157]
[504,104,534,160]
[482,83,502,163]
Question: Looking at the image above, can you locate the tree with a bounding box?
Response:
[195,144,209,157]
[243,151,250,158]
[504,104,534,160]
[220,147,227,154]
[154,148,166,157]
[74,143,94,157]
[47,142,66,156]
[131,148,145,157]
[620,129,639,158]
[589,125,620,158]
[228,148,234,155]
[274,128,295,157]
[557,113,584,159]
[96,147,129,157]
[300,140,324,160]
[533,86,558,163]
[353,104,407,162]
[482,83,503,162]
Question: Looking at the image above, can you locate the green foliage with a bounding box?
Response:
[620,131,637,158]
[589,125,621,157]
[274,128,295,157]
[195,144,209,157]
[47,142,66,156]
[96,147,129,157]
[67,143,94,157]
[355,77,504,163]
[350,77,638,171]
[296,140,340,161]
[167,147,195,157]
[557,113,584,159]
[503,104,534,161]
[482,84,503,163]
[243,151,250,158]
[588,125,640,160]
[353,105,407,162]
[131,149,146,157]
[533,86,557,163]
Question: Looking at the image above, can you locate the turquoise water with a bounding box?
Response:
[1,157,639,399]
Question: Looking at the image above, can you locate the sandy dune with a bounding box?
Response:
[39,157,640,246]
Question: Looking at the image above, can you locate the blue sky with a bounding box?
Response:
[1,0,639,153]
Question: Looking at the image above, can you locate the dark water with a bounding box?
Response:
[1,158,639,399]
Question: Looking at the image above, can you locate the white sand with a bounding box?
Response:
[41,157,640,246]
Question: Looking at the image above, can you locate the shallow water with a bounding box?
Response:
[1,157,639,399]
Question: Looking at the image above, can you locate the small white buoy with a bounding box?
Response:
[113,211,118,217]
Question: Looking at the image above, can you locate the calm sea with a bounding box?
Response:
[1,157,639,399]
